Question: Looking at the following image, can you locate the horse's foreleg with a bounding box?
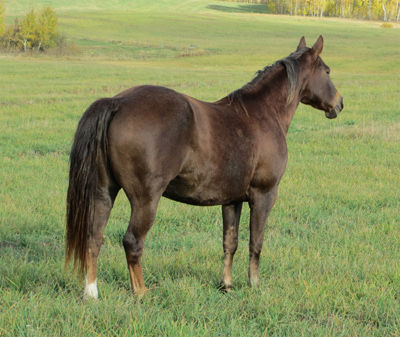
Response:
[220,202,243,291]
[123,197,159,297]
[248,187,278,287]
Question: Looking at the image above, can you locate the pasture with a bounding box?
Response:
[1,0,400,335]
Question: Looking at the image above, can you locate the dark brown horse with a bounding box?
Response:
[66,36,343,299]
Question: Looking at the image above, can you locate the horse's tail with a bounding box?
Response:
[65,97,120,276]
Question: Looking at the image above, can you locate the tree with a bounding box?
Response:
[242,0,398,20]
[0,5,64,52]
[20,9,37,51]
[35,6,57,51]
[0,0,5,36]
[382,0,400,20]
[3,18,20,49]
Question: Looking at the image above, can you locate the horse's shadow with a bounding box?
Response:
[207,4,270,14]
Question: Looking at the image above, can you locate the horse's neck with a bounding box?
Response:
[245,68,301,135]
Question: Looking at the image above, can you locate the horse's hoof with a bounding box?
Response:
[218,283,233,293]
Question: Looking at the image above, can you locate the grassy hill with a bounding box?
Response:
[1,1,400,336]
[5,0,267,15]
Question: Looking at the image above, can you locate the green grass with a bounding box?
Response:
[1,0,400,336]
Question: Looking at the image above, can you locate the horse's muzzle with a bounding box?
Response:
[325,96,344,119]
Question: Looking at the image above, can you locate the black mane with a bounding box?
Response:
[228,49,305,110]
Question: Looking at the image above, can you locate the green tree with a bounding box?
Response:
[20,9,37,51]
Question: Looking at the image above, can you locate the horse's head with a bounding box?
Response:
[297,36,343,119]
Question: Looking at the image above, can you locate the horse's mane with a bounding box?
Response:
[228,49,304,111]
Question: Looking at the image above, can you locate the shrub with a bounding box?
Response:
[380,22,393,28]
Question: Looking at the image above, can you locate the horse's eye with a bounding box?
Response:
[326,70,330,75]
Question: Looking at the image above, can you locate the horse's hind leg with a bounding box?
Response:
[84,184,119,300]
[220,202,243,291]
[123,194,161,297]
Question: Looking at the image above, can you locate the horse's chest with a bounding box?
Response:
[250,138,288,190]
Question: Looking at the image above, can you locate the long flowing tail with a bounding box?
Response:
[65,97,120,276]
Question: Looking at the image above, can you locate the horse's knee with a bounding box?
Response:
[224,238,238,256]
[249,247,262,264]
[122,232,144,263]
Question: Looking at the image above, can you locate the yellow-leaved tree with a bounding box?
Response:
[20,9,37,51]
[381,0,400,21]
[35,6,57,51]
[0,0,5,36]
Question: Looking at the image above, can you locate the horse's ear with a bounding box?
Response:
[311,35,324,58]
[296,36,306,51]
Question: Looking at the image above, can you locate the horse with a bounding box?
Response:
[65,36,343,299]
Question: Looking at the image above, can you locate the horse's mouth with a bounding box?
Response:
[325,102,343,119]
[326,96,344,119]
[325,108,338,119]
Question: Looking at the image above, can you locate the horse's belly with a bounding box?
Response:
[163,174,248,206]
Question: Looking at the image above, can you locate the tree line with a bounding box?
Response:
[0,2,60,52]
[223,0,400,21]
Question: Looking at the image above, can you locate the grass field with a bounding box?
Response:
[1,0,400,335]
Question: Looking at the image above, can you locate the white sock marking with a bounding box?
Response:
[83,278,98,300]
